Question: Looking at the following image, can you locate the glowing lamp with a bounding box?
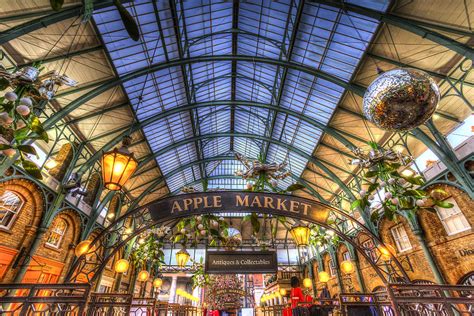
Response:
[153,278,163,288]
[318,271,330,283]
[114,259,130,273]
[137,270,149,282]
[101,136,138,191]
[290,225,310,247]
[279,288,287,296]
[303,278,313,288]
[176,248,190,267]
[45,159,58,169]
[401,168,416,177]
[75,240,93,257]
[340,260,355,274]
[378,244,396,261]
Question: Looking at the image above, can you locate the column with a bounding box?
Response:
[169,275,178,303]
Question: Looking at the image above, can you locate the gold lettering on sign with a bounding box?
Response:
[213,195,222,207]
[277,198,288,211]
[250,196,262,208]
[183,199,193,211]
[264,197,275,209]
[301,203,311,216]
[289,200,300,213]
[193,197,203,209]
[236,195,249,207]
[203,196,212,208]
[172,201,183,213]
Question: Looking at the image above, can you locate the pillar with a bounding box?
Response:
[346,243,367,292]
[406,212,446,284]
[169,275,178,303]
[329,247,343,293]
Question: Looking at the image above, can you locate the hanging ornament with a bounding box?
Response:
[224,228,242,251]
[363,68,440,131]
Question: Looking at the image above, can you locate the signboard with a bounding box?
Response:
[147,191,330,224]
[205,251,277,274]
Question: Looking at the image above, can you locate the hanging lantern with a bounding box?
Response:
[279,288,287,296]
[114,258,130,273]
[101,136,138,191]
[290,225,310,247]
[153,278,163,288]
[318,271,330,283]
[176,248,190,267]
[75,240,93,257]
[137,270,149,282]
[303,278,313,288]
[340,260,355,274]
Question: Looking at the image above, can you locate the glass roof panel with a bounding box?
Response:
[94,0,388,192]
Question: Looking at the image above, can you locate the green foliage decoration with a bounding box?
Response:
[350,142,452,223]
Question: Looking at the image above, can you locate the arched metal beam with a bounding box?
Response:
[127,132,356,200]
[76,100,358,175]
[127,155,330,205]
[311,0,474,60]
[43,55,366,129]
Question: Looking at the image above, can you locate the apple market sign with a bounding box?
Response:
[147,191,330,224]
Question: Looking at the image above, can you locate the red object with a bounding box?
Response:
[283,307,292,316]
[290,287,304,309]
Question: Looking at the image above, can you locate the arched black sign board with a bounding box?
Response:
[147,191,330,224]
[67,191,410,295]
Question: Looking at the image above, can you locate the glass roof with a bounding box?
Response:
[94,0,388,193]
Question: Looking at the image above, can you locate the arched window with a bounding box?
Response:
[45,219,67,248]
[0,191,24,230]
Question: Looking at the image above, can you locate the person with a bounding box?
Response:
[290,276,305,309]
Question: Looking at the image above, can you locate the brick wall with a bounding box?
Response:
[84,173,101,206]
[0,179,44,282]
[49,143,75,182]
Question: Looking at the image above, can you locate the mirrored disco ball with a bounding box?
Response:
[363,68,440,131]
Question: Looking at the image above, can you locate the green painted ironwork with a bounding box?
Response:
[311,0,474,60]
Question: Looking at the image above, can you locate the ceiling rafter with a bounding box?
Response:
[263,0,305,161]
[309,0,474,60]
[168,0,206,187]
[229,0,240,151]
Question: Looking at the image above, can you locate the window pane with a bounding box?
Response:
[0,191,23,229]
[436,197,470,235]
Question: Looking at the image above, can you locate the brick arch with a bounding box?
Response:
[33,210,84,281]
[50,209,82,245]
[0,179,45,248]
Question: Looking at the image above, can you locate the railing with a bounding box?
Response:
[0,283,90,315]
[389,284,474,316]
[263,284,474,316]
